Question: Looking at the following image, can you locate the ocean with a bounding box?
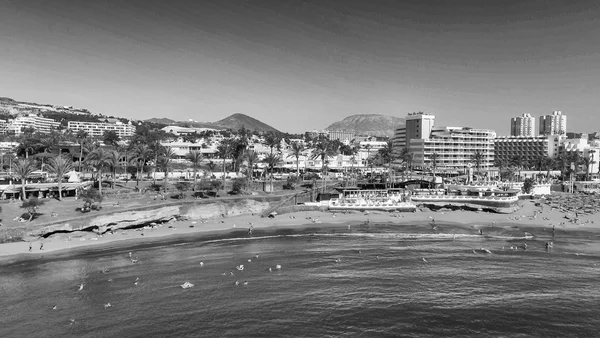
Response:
[2,222,600,337]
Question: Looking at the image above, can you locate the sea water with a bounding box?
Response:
[1,223,600,337]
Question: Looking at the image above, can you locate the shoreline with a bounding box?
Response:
[2,197,600,263]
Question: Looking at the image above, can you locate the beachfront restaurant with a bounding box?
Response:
[0,182,93,200]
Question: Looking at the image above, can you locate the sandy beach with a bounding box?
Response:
[2,195,599,261]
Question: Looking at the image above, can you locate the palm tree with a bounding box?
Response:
[132,144,152,186]
[186,150,203,187]
[581,155,595,181]
[471,150,485,176]
[509,155,524,182]
[263,153,282,190]
[104,149,122,189]
[399,147,413,181]
[75,130,89,171]
[46,155,74,201]
[287,142,305,177]
[86,148,111,195]
[12,159,36,201]
[494,158,508,181]
[377,140,395,187]
[217,139,234,190]
[244,150,259,182]
[311,139,338,193]
[36,131,61,171]
[263,132,281,155]
[159,147,176,188]
[543,157,555,181]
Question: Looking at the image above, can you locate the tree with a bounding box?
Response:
[287,142,305,177]
[158,147,176,188]
[399,147,413,181]
[80,188,103,211]
[186,150,203,187]
[581,155,595,181]
[494,158,508,181]
[103,130,120,147]
[263,132,281,155]
[174,181,191,199]
[12,159,36,201]
[75,130,89,172]
[244,150,259,181]
[105,149,122,189]
[263,153,282,190]
[472,151,485,176]
[509,155,524,182]
[522,178,534,194]
[21,197,44,221]
[543,157,555,180]
[207,160,217,178]
[46,155,74,201]
[310,139,338,193]
[377,140,395,186]
[217,139,234,190]
[86,148,111,195]
[132,144,152,186]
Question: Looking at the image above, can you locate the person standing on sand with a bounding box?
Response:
[29,242,32,252]
[40,242,44,250]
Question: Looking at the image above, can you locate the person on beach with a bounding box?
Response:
[40,242,44,250]
[553,225,556,237]
[479,229,483,236]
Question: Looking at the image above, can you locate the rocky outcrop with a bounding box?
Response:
[181,200,270,220]
[31,206,180,237]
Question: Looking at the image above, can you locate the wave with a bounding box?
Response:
[196,232,534,246]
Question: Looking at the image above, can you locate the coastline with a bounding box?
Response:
[2,198,600,262]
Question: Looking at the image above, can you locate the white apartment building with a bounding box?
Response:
[0,120,8,134]
[68,121,136,138]
[539,111,567,136]
[408,126,496,172]
[494,135,563,165]
[161,141,218,159]
[7,114,60,135]
[510,113,535,137]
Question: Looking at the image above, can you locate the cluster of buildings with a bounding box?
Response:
[392,111,600,177]
[0,113,136,137]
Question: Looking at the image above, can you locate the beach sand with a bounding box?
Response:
[1,197,599,260]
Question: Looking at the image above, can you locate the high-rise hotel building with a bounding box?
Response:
[392,112,495,172]
[510,113,535,137]
[539,111,567,136]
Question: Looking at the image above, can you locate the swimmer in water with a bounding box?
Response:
[268,267,272,272]
[52,305,57,310]
[235,281,240,286]
[200,261,204,267]
[243,281,248,286]
[78,283,84,291]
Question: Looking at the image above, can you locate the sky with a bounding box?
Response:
[1,0,600,134]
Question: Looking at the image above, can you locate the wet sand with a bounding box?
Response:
[1,198,599,261]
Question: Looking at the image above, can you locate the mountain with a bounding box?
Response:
[212,113,279,133]
[325,114,405,137]
[144,113,279,133]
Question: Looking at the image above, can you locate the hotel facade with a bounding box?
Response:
[6,114,60,135]
[67,121,136,138]
[392,112,495,172]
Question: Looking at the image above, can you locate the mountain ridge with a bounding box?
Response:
[325,114,405,137]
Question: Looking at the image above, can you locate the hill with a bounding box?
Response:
[145,117,178,125]
[145,113,279,133]
[325,114,405,137]
[212,113,279,133]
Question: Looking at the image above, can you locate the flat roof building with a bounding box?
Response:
[7,114,60,135]
[68,121,136,138]
[539,111,567,136]
[510,113,535,137]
